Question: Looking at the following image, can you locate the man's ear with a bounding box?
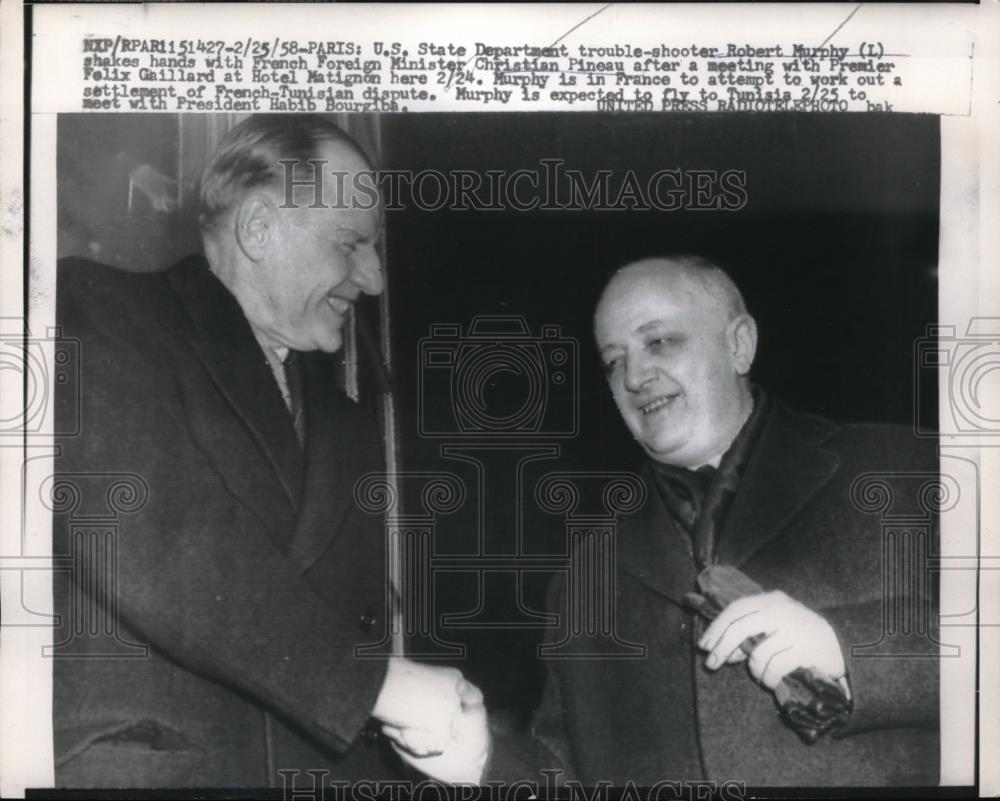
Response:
[233,194,275,261]
[728,314,758,376]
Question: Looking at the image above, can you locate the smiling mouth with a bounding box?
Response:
[324,294,353,315]
[638,394,679,415]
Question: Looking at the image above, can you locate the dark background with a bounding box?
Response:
[379,112,940,720]
[56,111,941,724]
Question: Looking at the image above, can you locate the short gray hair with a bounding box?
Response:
[198,114,370,230]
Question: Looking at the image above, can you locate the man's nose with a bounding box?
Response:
[350,247,385,296]
[623,352,654,393]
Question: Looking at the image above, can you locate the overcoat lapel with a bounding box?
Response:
[617,404,841,601]
[715,403,840,567]
[165,257,304,536]
[288,351,375,574]
[615,465,698,608]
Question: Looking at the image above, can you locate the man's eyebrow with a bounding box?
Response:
[335,220,385,236]
[635,320,666,334]
[333,225,380,241]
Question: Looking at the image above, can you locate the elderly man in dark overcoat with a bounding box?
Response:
[398,255,940,787]
[52,115,473,788]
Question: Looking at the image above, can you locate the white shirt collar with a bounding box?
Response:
[250,325,289,364]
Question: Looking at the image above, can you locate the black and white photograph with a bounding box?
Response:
[1,3,996,799]
[41,106,952,792]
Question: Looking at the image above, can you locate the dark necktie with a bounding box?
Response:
[283,351,306,447]
[651,463,717,562]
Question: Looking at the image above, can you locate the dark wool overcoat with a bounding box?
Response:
[492,400,940,787]
[53,257,396,788]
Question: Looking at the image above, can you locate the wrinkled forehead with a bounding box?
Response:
[282,141,377,205]
[281,145,382,240]
[594,268,726,345]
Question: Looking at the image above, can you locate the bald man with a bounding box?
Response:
[53,115,472,788]
[402,255,940,787]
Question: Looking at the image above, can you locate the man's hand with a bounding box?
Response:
[697,590,846,690]
[383,679,490,785]
[371,657,464,756]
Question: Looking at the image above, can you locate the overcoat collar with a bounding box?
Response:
[615,464,698,608]
[289,352,375,574]
[165,255,373,574]
[714,400,839,566]
[617,400,840,604]
[166,254,303,504]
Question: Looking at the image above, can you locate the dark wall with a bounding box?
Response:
[379,112,939,717]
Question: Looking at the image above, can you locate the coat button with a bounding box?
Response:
[359,607,377,633]
[361,719,381,744]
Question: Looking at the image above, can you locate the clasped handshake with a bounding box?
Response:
[369,581,850,785]
[371,657,491,784]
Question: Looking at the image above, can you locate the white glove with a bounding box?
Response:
[698,590,847,689]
